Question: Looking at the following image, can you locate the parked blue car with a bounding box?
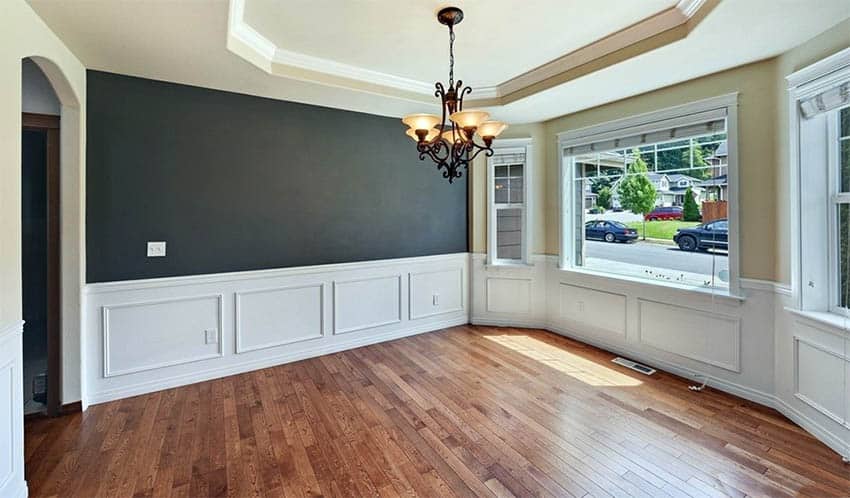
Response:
[585,220,639,243]
[673,219,728,251]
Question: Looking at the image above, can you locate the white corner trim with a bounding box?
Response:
[226,0,711,104]
[786,46,850,89]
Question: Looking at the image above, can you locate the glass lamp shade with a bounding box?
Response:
[449,110,489,129]
[401,113,441,132]
[406,127,439,142]
[477,120,508,139]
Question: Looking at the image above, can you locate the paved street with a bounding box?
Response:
[585,239,728,277]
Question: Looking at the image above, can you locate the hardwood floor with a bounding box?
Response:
[25,325,850,497]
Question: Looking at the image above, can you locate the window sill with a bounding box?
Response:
[485,261,535,270]
[556,265,746,304]
[785,308,850,333]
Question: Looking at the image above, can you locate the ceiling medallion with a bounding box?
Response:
[402,6,508,183]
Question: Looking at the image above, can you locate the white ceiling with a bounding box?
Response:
[242,0,678,88]
[27,0,850,124]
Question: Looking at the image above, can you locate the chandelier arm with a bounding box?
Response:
[457,84,472,112]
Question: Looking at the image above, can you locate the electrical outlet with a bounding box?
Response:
[432,293,440,306]
[204,329,218,345]
[577,301,585,313]
[147,241,166,257]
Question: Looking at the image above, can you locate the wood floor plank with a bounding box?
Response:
[25,325,850,497]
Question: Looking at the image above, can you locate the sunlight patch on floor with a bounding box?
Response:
[483,334,643,387]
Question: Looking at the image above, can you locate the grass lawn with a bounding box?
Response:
[625,220,700,241]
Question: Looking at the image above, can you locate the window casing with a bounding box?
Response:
[790,51,850,318]
[558,94,739,295]
[487,139,532,265]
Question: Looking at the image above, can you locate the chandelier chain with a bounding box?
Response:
[448,24,455,86]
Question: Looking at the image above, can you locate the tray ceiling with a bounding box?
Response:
[27,0,850,124]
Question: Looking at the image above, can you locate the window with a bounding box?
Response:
[559,95,737,293]
[790,51,850,317]
[832,106,850,313]
[488,139,532,264]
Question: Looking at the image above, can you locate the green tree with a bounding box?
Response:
[681,142,711,180]
[590,177,612,194]
[682,187,701,221]
[618,150,657,239]
[596,186,612,211]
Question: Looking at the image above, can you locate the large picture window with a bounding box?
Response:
[488,139,532,265]
[559,96,737,293]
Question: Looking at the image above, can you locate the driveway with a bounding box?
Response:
[585,240,728,277]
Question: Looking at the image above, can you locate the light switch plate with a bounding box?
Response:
[147,241,166,257]
[204,329,218,345]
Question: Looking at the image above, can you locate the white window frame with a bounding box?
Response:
[788,47,850,318]
[487,138,533,266]
[557,93,740,296]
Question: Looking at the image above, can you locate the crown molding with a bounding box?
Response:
[226,0,713,108]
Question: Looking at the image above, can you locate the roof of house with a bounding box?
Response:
[699,174,728,187]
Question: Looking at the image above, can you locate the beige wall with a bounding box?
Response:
[469,19,850,283]
[773,19,850,284]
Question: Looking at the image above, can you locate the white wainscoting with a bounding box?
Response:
[235,284,324,353]
[103,294,224,377]
[559,283,627,339]
[470,253,548,327]
[409,269,464,320]
[637,299,741,372]
[0,321,27,498]
[333,275,402,334]
[83,253,468,405]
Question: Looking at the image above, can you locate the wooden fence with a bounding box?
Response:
[701,200,727,223]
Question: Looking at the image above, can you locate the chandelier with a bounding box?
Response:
[401,7,508,183]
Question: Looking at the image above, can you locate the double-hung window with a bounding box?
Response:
[791,51,850,317]
[559,94,738,294]
[837,107,850,312]
[487,139,532,265]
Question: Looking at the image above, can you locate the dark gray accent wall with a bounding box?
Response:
[86,71,467,283]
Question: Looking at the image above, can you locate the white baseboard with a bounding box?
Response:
[546,322,777,407]
[771,396,850,460]
[87,315,467,405]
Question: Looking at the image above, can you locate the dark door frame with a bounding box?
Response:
[22,112,61,417]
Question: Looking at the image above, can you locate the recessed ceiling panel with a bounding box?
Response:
[242,0,678,87]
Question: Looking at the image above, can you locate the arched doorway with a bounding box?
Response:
[20,55,84,415]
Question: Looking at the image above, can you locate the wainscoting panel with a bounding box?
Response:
[638,299,741,372]
[0,322,26,498]
[333,275,402,334]
[794,336,848,425]
[486,278,532,314]
[409,269,464,320]
[83,253,468,404]
[559,284,627,338]
[235,284,324,353]
[103,295,224,377]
